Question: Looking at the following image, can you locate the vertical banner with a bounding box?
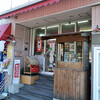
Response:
[49,43,55,68]
[37,37,42,52]
[13,60,20,84]
[7,44,13,59]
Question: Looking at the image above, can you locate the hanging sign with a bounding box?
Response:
[13,60,20,84]
[37,37,42,52]
[49,42,55,68]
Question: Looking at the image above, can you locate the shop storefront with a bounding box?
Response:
[33,20,91,75]
[0,23,18,98]
[41,31,91,100]
[0,0,100,99]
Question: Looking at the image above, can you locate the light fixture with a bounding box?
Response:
[36,22,39,24]
[41,27,45,29]
[39,34,45,36]
[48,39,56,41]
[78,20,88,24]
[47,25,58,29]
[41,25,58,29]
[64,23,75,26]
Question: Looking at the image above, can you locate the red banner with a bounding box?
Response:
[14,63,19,78]
[37,37,42,52]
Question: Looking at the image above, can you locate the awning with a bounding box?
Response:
[0,23,12,41]
[0,0,60,20]
[41,31,91,40]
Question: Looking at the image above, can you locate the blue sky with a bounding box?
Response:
[0,0,42,13]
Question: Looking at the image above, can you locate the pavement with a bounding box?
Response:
[8,75,54,100]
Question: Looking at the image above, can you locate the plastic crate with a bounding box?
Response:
[30,65,39,73]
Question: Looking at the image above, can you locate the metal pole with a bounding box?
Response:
[83,38,89,69]
[29,28,33,56]
[43,26,47,73]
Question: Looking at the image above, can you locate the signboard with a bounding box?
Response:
[31,0,43,4]
[13,60,20,84]
[37,37,42,52]
[49,43,55,67]
[15,50,22,57]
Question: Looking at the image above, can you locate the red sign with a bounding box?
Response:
[14,63,19,78]
[37,37,42,52]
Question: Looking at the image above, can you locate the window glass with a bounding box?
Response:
[12,0,29,8]
[0,0,11,13]
[47,25,58,35]
[62,23,75,33]
[78,20,91,31]
[0,0,43,13]
[45,25,58,72]
[29,0,42,2]
[46,25,58,51]
[58,41,82,62]
[34,27,45,55]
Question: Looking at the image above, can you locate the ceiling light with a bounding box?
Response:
[47,25,58,29]
[78,20,88,24]
[36,22,39,24]
[64,23,75,25]
[41,27,45,29]
[39,34,45,36]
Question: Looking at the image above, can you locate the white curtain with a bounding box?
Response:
[0,41,5,51]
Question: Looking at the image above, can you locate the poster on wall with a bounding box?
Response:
[37,37,42,52]
[13,60,20,84]
[49,42,55,68]
[70,43,74,51]
[15,50,22,57]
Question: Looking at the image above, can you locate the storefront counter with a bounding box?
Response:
[41,31,91,100]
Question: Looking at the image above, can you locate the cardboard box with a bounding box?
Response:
[34,75,39,80]
[20,75,35,85]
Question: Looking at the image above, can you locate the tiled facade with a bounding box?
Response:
[0,0,100,100]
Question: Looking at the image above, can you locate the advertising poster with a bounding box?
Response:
[37,37,42,52]
[13,60,20,84]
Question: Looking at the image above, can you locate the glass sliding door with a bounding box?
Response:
[34,27,45,72]
[45,25,58,72]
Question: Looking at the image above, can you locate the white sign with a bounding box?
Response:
[0,41,5,51]
[13,60,20,84]
[93,47,100,100]
[49,42,55,67]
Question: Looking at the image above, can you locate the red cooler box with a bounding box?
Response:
[30,65,39,73]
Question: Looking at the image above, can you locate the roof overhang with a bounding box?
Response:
[0,0,60,20]
[41,31,91,40]
[0,23,12,41]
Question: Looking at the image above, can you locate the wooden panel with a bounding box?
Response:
[56,35,84,43]
[54,68,89,100]
[58,61,83,69]
[16,0,99,23]
[20,75,35,85]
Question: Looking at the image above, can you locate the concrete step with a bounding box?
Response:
[37,78,54,84]
[7,97,17,100]
[11,89,52,100]
[31,83,53,91]
[21,85,53,98]
[10,75,54,100]
[35,81,54,87]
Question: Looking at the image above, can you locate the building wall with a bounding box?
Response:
[14,25,30,69]
[0,0,99,34]
[91,5,100,100]
[15,0,100,23]
[0,0,99,74]
[0,18,16,35]
[92,5,100,30]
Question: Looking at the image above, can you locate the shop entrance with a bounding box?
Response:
[93,47,100,100]
[41,31,91,100]
[45,39,56,73]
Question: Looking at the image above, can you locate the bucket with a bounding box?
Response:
[0,52,3,62]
